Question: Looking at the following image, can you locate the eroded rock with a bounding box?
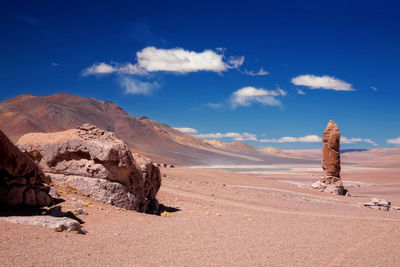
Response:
[311,121,346,195]
[17,124,161,211]
[0,130,53,207]
[49,174,144,211]
[134,153,161,201]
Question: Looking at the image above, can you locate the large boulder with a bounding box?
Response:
[0,130,53,207]
[133,153,162,211]
[17,124,161,211]
[311,120,346,195]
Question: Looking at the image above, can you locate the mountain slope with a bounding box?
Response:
[0,93,313,165]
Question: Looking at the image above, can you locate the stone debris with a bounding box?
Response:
[1,215,82,233]
[311,120,346,195]
[17,124,161,212]
[0,130,53,207]
[74,208,88,215]
[363,198,392,211]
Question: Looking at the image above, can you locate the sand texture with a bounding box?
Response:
[1,161,400,266]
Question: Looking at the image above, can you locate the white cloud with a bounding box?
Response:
[371,86,378,91]
[83,62,147,76]
[260,135,322,143]
[227,56,245,69]
[84,62,115,75]
[83,46,244,76]
[119,77,160,95]
[297,89,306,95]
[174,127,198,134]
[51,62,59,66]
[291,74,354,91]
[387,137,400,145]
[260,135,377,145]
[195,132,257,141]
[243,67,269,76]
[136,46,243,73]
[230,86,286,108]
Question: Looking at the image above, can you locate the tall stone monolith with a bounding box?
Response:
[311,120,346,195]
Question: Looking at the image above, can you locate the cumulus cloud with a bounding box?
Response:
[136,46,243,73]
[387,137,400,145]
[119,77,160,95]
[230,86,286,108]
[195,132,257,141]
[243,67,269,76]
[83,62,147,76]
[83,62,116,75]
[174,127,198,134]
[83,46,244,77]
[371,86,378,91]
[291,74,354,91]
[260,135,377,145]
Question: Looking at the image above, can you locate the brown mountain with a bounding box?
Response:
[0,93,313,165]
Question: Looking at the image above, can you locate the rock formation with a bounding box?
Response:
[363,198,391,211]
[134,153,162,210]
[17,124,161,212]
[311,120,346,195]
[1,215,82,233]
[0,130,53,207]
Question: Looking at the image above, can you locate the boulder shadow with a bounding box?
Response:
[0,203,85,225]
[146,203,181,216]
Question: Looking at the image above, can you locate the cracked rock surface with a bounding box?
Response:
[17,124,161,211]
[0,130,53,207]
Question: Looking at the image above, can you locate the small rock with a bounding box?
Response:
[1,215,82,233]
[364,198,391,211]
[48,187,60,199]
[75,208,88,215]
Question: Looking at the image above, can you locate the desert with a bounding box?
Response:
[1,94,400,266]
[2,1,400,266]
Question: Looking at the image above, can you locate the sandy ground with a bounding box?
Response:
[1,164,400,266]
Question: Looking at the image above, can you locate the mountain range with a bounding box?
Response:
[0,93,313,165]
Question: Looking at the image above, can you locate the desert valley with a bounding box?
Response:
[2,1,400,266]
[1,93,400,266]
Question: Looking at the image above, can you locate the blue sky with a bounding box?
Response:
[1,0,399,149]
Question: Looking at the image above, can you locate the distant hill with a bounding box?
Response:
[0,93,314,165]
[260,146,290,157]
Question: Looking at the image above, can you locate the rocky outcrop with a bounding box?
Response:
[363,198,391,211]
[311,121,346,195]
[0,130,53,207]
[17,124,161,212]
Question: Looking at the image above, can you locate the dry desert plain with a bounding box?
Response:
[1,155,400,267]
